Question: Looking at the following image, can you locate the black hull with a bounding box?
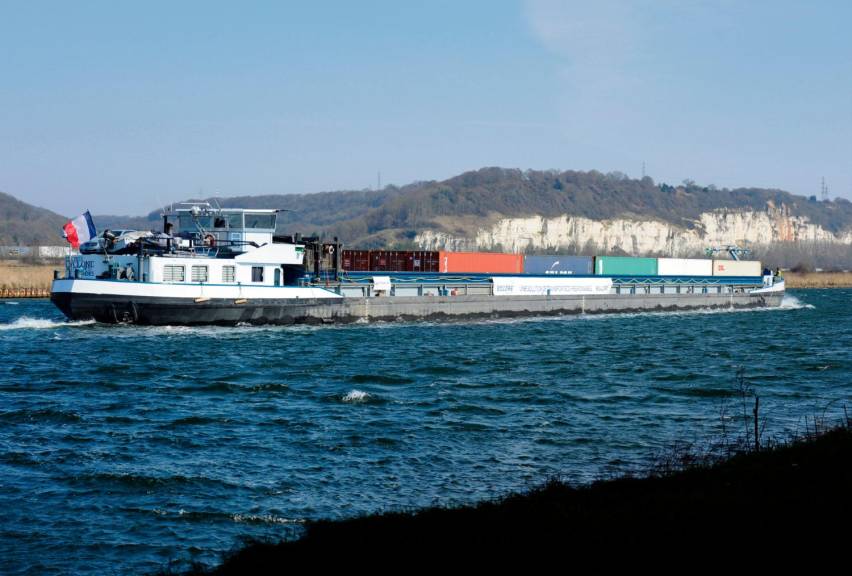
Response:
[50,293,341,325]
[51,291,784,326]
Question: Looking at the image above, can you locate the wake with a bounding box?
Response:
[0,317,95,331]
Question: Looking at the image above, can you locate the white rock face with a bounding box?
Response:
[414,206,852,255]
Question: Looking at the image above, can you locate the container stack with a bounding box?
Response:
[340,248,763,277]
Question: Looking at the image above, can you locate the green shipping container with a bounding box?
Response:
[594,256,658,276]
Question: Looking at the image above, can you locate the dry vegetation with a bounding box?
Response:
[783,271,852,288]
[0,262,60,291]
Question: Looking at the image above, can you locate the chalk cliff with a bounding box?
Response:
[415,204,852,255]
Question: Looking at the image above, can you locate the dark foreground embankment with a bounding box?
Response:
[177,427,851,572]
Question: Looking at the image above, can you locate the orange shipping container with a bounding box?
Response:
[438,251,523,274]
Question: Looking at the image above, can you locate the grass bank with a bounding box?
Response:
[173,425,851,572]
[783,271,852,288]
[0,262,59,295]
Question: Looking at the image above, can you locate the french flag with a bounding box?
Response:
[62,211,97,249]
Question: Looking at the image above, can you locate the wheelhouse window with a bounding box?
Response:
[222,265,235,283]
[244,213,276,229]
[178,214,212,232]
[163,265,185,282]
[191,265,208,283]
[251,266,264,283]
[226,213,244,229]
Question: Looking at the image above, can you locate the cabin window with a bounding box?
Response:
[244,213,276,229]
[178,215,212,231]
[163,265,185,282]
[191,265,208,283]
[252,266,264,283]
[222,266,235,283]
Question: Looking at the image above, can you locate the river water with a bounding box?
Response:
[1,291,849,574]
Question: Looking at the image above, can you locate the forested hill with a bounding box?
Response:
[101,168,852,248]
[0,191,67,245]
[4,168,852,247]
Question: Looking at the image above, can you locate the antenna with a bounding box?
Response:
[642,161,646,179]
[820,177,829,202]
[156,192,168,217]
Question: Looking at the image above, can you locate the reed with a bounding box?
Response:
[0,262,59,292]
[783,271,852,288]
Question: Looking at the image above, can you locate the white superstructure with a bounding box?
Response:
[57,204,343,302]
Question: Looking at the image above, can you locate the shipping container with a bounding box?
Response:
[657,258,713,276]
[406,251,438,272]
[369,250,398,272]
[523,255,593,275]
[712,259,762,277]
[369,250,439,272]
[342,249,439,272]
[439,251,523,274]
[594,256,658,276]
[342,249,370,271]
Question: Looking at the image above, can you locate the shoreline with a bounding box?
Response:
[782,271,852,288]
[169,425,851,571]
[0,262,61,297]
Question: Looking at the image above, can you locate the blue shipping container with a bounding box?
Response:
[523,255,593,275]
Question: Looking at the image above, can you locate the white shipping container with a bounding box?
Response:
[657,258,713,276]
[712,260,762,276]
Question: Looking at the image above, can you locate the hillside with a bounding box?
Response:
[97,168,852,252]
[94,185,412,241]
[0,191,67,245]
[4,169,852,260]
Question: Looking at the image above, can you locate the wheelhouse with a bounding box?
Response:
[168,206,278,254]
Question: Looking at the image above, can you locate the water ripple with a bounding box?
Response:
[0,290,848,575]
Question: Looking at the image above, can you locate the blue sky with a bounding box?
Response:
[1,0,850,216]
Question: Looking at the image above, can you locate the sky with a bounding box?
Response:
[0,0,850,216]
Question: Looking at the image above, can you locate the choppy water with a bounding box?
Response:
[1,291,849,575]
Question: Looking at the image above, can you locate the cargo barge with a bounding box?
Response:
[50,205,785,325]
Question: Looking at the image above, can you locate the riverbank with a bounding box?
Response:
[176,425,850,571]
[0,262,59,296]
[783,271,852,288]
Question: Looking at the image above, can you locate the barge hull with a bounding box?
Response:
[51,291,785,326]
